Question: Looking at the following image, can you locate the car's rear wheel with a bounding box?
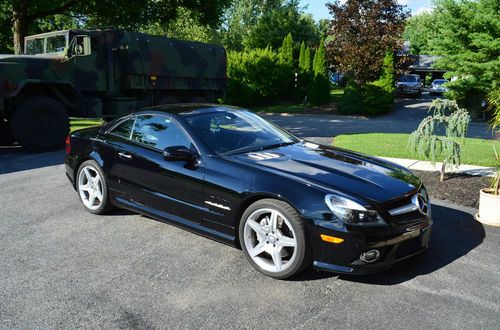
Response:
[77,160,112,215]
[239,199,311,279]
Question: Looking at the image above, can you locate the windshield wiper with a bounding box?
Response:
[224,141,296,156]
[258,141,296,151]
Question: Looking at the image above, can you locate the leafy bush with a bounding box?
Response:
[225,47,284,105]
[338,51,395,116]
[224,34,298,106]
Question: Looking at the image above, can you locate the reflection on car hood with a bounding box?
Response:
[231,142,421,204]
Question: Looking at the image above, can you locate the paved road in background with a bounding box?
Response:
[263,94,493,139]
[0,148,499,328]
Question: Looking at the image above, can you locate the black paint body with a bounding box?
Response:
[65,104,431,274]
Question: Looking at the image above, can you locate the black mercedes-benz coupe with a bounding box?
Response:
[65,104,432,279]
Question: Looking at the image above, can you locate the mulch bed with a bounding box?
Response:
[414,170,493,208]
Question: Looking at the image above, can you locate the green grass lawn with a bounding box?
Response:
[334,133,500,167]
[70,118,103,133]
[330,87,344,103]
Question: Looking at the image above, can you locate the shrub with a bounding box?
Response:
[338,51,395,115]
[225,47,283,105]
[224,34,299,106]
[338,80,363,115]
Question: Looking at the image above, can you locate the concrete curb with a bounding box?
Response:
[380,157,496,177]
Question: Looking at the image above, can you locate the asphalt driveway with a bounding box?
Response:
[0,149,499,329]
[262,94,493,139]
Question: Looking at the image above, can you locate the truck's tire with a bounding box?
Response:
[10,97,69,152]
[0,120,15,145]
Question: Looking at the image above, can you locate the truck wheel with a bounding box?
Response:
[0,120,15,145]
[10,97,69,152]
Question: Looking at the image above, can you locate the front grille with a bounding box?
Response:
[388,187,430,224]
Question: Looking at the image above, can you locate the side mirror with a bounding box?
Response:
[163,146,195,162]
[67,35,91,59]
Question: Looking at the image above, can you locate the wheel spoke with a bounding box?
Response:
[277,235,296,248]
[247,220,267,238]
[270,246,283,271]
[83,168,92,182]
[88,191,97,206]
[80,182,92,192]
[249,241,267,257]
[269,210,278,232]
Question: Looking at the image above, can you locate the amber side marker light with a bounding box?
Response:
[320,234,344,244]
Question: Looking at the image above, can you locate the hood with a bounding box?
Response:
[0,54,62,63]
[231,142,421,205]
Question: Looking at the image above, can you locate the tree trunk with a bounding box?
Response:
[440,160,446,182]
[12,1,29,54]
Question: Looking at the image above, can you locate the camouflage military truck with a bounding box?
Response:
[0,29,227,151]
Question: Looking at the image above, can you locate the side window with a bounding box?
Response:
[110,118,135,139]
[131,115,192,150]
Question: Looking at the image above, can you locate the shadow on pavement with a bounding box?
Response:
[0,143,65,175]
[293,203,485,284]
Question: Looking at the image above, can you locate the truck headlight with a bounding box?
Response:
[325,194,386,226]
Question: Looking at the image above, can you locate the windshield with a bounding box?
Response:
[25,38,44,55]
[25,33,68,55]
[433,80,448,85]
[400,76,420,82]
[182,110,298,155]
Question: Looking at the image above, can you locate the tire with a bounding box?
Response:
[0,120,15,145]
[76,160,113,215]
[10,97,69,152]
[239,199,312,279]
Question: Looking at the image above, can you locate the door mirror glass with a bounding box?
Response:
[163,146,195,162]
[68,35,91,58]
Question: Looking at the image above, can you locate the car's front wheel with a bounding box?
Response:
[239,199,311,279]
[77,160,112,215]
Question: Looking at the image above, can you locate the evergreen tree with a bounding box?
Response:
[298,41,306,72]
[309,40,330,104]
[278,32,293,67]
[304,46,311,72]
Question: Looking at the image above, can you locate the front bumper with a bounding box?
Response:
[309,218,432,275]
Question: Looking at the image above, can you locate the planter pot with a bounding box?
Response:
[476,188,500,227]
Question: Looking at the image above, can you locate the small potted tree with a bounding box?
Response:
[477,91,500,226]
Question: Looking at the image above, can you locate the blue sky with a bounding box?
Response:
[299,1,433,20]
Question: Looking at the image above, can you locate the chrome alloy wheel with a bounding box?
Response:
[78,166,104,211]
[243,208,297,273]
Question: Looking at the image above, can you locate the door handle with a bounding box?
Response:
[118,152,132,160]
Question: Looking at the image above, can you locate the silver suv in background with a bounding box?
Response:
[429,79,449,95]
[396,74,422,98]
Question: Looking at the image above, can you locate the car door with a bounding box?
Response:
[108,114,205,224]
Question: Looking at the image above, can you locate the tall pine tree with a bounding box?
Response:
[309,40,330,104]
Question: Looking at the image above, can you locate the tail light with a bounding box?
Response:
[65,135,71,154]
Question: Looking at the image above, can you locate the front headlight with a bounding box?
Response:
[325,194,386,226]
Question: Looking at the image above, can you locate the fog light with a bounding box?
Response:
[360,249,380,263]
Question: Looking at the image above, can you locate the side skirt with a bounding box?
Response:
[113,196,237,247]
